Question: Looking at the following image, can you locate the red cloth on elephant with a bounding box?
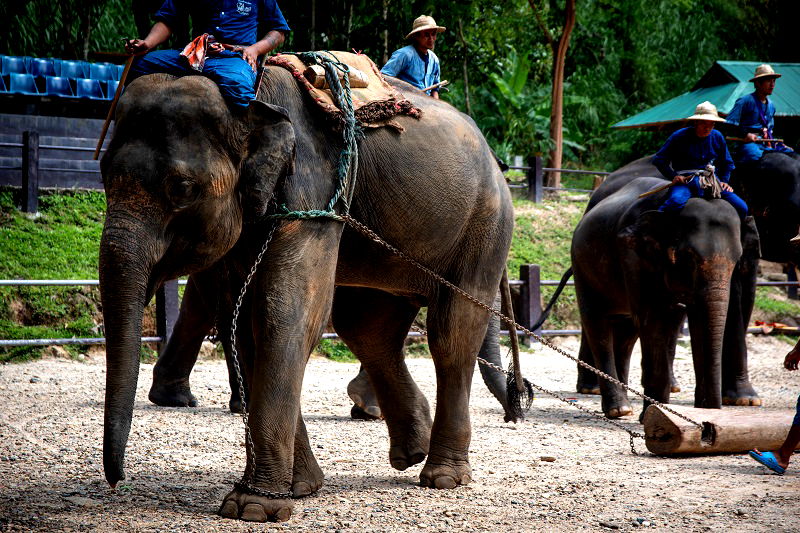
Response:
[264,51,422,132]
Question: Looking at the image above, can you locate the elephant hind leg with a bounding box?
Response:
[420,289,498,490]
[332,286,430,470]
[576,333,600,395]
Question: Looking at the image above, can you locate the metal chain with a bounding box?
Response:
[341,214,704,431]
[229,222,293,500]
[409,324,644,454]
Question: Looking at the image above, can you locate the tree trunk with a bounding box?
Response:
[311,0,316,50]
[457,18,472,116]
[382,0,389,65]
[345,1,353,51]
[545,0,576,189]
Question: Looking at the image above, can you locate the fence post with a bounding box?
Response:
[788,265,799,300]
[22,131,39,213]
[156,279,180,353]
[518,264,542,339]
[526,156,543,203]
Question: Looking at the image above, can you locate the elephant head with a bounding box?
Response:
[733,152,800,264]
[622,200,744,407]
[98,74,295,487]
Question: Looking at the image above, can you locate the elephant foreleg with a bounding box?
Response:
[721,252,761,406]
[149,273,216,407]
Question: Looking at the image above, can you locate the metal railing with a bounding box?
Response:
[3,267,798,349]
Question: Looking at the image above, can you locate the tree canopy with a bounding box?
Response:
[2,0,798,170]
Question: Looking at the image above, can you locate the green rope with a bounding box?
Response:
[269,51,361,221]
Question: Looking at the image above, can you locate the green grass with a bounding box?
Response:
[315,338,357,363]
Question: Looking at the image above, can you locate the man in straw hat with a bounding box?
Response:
[726,64,794,163]
[653,101,748,219]
[380,15,445,99]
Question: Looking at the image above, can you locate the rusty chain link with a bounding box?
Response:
[342,213,704,432]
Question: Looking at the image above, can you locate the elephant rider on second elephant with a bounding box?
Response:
[124,0,291,111]
[381,15,445,99]
[726,64,794,165]
[653,101,748,220]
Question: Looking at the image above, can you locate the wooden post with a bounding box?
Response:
[518,264,543,337]
[643,404,798,455]
[526,156,543,203]
[156,280,180,353]
[22,131,39,213]
[592,175,604,190]
[787,264,799,300]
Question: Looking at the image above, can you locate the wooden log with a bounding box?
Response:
[643,404,797,455]
[303,64,369,89]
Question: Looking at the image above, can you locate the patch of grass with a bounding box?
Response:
[754,287,800,322]
[315,339,357,363]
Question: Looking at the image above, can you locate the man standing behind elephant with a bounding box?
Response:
[125,0,290,111]
[381,15,444,99]
[653,101,748,220]
[727,64,794,164]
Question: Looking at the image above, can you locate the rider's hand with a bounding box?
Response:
[721,182,733,192]
[785,348,800,370]
[241,45,259,72]
[672,175,688,185]
[125,39,151,55]
[745,133,759,143]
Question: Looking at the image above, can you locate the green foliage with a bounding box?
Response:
[316,339,358,363]
[754,287,800,319]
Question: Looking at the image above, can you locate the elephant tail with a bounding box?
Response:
[499,269,534,423]
[530,266,574,332]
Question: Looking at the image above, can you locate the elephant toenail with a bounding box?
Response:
[218,500,239,519]
[241,503,268,522]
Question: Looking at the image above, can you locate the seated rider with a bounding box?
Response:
[125,0,291,111]
[726,64,794,164]
[381,15,445,99]
[653,101,748,220]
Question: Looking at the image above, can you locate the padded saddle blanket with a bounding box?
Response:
[264,51,421,131]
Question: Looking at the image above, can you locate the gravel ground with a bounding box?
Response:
[1,335,798,532]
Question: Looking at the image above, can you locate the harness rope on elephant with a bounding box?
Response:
[227,53,709,500]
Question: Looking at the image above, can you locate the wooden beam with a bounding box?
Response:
[643,404,798,455]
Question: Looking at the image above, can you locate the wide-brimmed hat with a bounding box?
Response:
[750,64,782,82]
[686,101,726,122]
[406,15,446,39]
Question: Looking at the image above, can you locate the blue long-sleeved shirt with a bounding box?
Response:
[726,92,775,137]
[380,45,441,94]
[155,0,290,46]
[652,127,734,182]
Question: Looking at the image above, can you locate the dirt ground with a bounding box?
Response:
[1,335,799,532]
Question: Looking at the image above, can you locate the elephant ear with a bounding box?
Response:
[239,101,296,220]
[619,210,676,266]
[740,215,761,262]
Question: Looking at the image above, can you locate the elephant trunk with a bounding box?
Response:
[99,217,160,488]
[686,260,734,409]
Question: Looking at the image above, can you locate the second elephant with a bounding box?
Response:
[572,176,759,418]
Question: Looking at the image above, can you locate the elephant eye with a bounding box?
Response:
[167,178,199,210]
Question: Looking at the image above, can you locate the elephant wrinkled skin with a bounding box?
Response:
[99,70,513,522]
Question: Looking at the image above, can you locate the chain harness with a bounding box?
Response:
[227,53,706,499]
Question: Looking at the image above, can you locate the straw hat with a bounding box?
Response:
[686,101,726,122]
[750,64,782,82]
[405,15,446,39]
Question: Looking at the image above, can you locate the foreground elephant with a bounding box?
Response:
[99,70,513,522]
[149,266,516,420]
[571,175,759,418]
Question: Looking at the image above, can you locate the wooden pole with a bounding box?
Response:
[643,404,798,455]
[725,137,784,143]
[421,80,449,93]
[22,131,39,214]
[638,182,671,199]
[94,54,134,160]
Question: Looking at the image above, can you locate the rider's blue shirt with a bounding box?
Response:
[155,0,290,46]
[726,92,776,137]
[380,45,441,94]
[652,127,734,182]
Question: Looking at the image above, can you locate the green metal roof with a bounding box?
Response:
[612,61,800,129]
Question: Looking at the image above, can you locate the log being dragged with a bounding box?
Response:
[643,404,797,455]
